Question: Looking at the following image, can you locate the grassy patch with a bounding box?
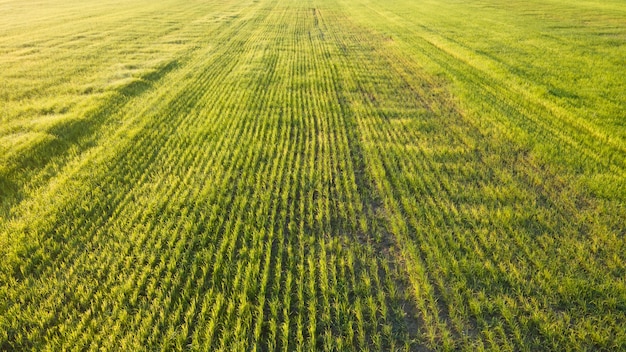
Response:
[1,0,624,350]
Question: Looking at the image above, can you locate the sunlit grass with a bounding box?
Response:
[1,0,624,350]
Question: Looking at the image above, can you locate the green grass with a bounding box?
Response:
[1,0,625,350]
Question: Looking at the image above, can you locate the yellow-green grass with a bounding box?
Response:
[1,0,624,350]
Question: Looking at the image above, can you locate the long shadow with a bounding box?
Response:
[0,60,178,219]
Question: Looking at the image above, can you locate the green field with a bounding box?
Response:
[1,0,625,350]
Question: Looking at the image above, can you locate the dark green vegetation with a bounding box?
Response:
[1,0,625,350]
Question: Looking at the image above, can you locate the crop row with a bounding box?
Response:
[2,0,422,350]
[1,0,624,350]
